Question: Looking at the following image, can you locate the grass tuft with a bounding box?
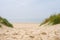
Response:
[0,16,13,28]
[40,13,60,26]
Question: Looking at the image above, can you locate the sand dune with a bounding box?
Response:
[0,23,60,40]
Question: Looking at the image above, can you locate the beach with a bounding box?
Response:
[0,23,60,40]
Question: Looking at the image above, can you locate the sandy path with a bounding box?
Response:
[0,23,60,40]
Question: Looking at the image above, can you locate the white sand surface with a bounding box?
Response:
[0,23,60,40]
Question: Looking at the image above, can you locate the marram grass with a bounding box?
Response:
[40,13,60,26]
[0,17,13,28]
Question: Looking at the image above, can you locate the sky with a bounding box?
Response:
[0,0,60,23]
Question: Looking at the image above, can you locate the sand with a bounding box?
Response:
[0,23,60,40]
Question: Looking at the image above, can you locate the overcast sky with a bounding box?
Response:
[0,0,60,23]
